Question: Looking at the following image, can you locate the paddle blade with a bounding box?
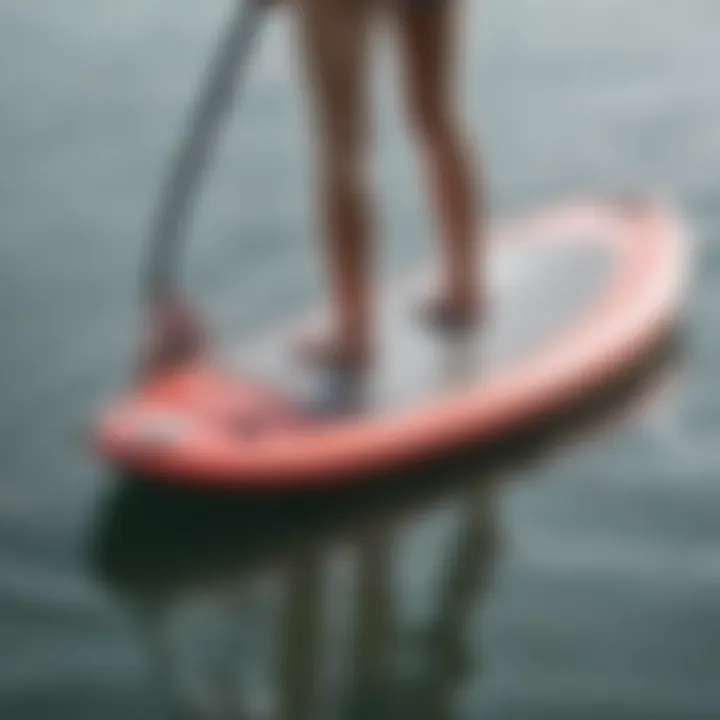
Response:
[138,296,208,380]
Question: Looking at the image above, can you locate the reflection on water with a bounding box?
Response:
[92,346,672,719]
[95,479,498,720]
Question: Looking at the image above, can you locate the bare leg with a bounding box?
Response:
[394,0,484,329]
[294,0,374,370]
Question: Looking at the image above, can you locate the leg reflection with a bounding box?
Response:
[342,479,498,720]
[277,550,327,720]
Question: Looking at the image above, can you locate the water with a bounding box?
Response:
[0,1,718,718]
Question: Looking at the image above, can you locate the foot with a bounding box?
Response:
[416,291,483,334]
[294,331,371,375]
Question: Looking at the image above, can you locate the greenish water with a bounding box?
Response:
[0,1,718,718]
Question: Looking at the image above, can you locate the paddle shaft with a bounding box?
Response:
[145,0,265,305]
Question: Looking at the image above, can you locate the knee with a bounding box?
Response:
[407,91,454,147]
[321,139,369,200]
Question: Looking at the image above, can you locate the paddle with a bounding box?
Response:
[139,0,267,378]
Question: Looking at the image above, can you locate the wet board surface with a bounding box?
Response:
[235,238,611,414]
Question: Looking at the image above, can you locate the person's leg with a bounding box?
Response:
[394,0,483,327]
[294,0,374,369]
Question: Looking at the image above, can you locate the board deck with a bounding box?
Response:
[235,240,611,414]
